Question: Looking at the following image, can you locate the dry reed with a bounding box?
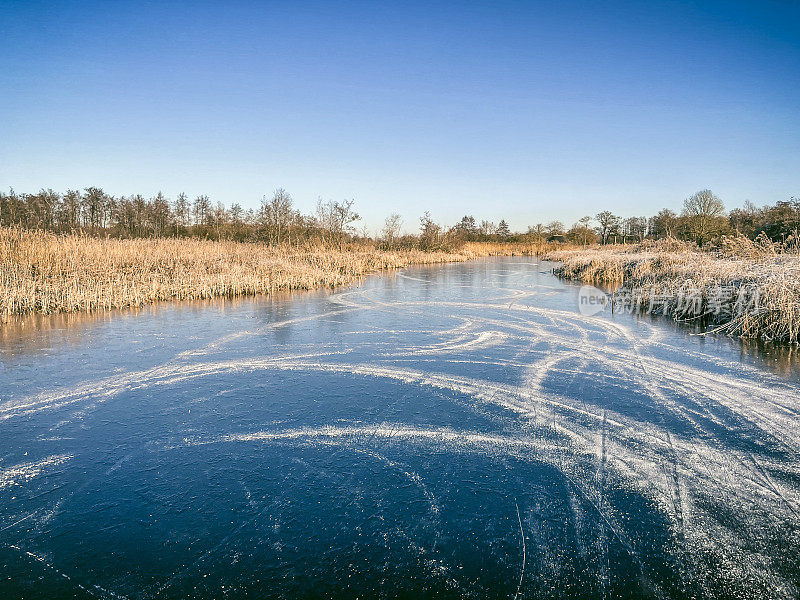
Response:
[546,238,800,344]
[0,228,537,322]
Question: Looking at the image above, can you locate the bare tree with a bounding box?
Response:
[419,211,441,249]
[315,199,360,244]
[568,216,594,247]
[174,193,190,232]
[595,211,620,244]
[260,188,295,244]
[333,200,360,238]
[681,189,726,245]
[728,201,760,238]
[623,216,647,242]
[83,187,108,231]
[150,192,172,237]
[193,195,211,227]
[479,220,497,237]
[650,209,678,239]
[545,221,564,236]
[60,189,82,231]
[527,223,545,240]
[381,213,403,249]
[210,201,229,239]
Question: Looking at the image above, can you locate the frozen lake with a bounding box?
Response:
[1,257,799,599]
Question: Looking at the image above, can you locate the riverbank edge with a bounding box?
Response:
[544,242,800,344]
[1,228,551,322]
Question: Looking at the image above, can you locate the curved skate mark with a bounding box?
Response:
[395,272,433,283]
[595,310,695,552]
[0,350,352,422]
[3,543,128,599]
[513,500,526,600]
[3,355,626,431]
[404,330,510,355]
[0,454,72,490]
[511,316,800,454]
[184,424,561,456]
[172,306,364,360]
[551,449,667,598]
[169,419,699,594]
[154,428,451,597]
[0,510,40,532]
[583,311,800,595]
[348,445,442,517]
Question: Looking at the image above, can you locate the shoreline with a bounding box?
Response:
[0,227,543,323]
[545,239,800,344]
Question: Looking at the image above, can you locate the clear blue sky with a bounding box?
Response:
[1,0,798,232]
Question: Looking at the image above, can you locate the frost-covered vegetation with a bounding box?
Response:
[547,237,800,343]
[0,227,537,320]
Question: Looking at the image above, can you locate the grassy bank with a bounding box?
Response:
[0,227,541,321]
[546,238,800,344]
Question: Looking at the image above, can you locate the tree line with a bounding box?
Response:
[586,190,800,247]
[1,187,798,249]
[0,187,363,246]
[423,189,798,249]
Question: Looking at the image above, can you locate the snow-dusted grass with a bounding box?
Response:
[546,238,800,344]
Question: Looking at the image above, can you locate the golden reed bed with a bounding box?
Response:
[546,238,800,344]
[0,228,536,321]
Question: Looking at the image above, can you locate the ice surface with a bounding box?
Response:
[1,258,798,599]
